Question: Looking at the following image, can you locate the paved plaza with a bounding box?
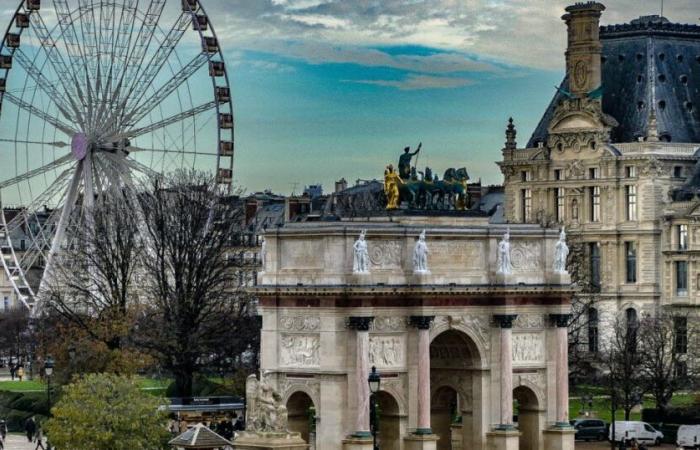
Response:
[3,434,36,450]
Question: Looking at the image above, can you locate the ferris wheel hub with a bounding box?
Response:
[71,133,89,161]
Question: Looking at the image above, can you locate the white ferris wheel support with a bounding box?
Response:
[0,0,236,312]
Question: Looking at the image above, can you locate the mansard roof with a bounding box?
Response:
[528,16,700,147]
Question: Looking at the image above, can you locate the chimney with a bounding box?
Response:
[562,2,606,97]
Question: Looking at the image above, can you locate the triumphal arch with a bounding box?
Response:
[255,202,575,450]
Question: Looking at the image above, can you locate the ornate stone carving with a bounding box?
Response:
[516,372,546,390]
[370,316,406,332]
[510,241,541,272]
[640,157,665,178]
[246,374,289,432]
[280,334,320,367]
[566,160,584,179]
[513,314,544,329]
[279,315,320,332]
[512,333,545,364]
[369,335,405,368]
[279,374,321,406]
[430,241,483,270]
[368,240,402,269]
[447,315,491,350]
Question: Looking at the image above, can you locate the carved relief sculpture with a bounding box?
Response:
[413,230,429,274]
[369,336,405,368]
[512,333,545,364]
[280,335,320,367]
[353,230,370,274]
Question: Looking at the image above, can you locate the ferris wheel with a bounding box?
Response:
[0,0,235,310]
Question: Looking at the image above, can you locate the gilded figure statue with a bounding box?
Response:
[384,164,403,210]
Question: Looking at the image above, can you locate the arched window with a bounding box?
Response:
[588,308,599,353]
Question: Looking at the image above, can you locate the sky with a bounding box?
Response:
[2,0,698,196]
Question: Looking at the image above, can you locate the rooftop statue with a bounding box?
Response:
[398,142,421,180]
[385,144,471,211]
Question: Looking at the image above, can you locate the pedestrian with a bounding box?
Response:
[9,365,14,381]
[25,416,36,442]
[0,419,6,440]
[233,415,245,431]
[34,425,45,450]
[17,365,24,382]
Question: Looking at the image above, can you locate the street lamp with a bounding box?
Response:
[44,356,54,450]
[368,366,381,450]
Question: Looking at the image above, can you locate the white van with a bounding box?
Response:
[677,425,700,448]
[609,421,664,446]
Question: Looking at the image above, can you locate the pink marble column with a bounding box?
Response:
[410,315,434,435]
[494,315,517,430]
[349,316,374,437]
[552,314,572,427]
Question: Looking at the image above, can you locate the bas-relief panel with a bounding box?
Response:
[368,335,405,369]
[370,316,406,332]
[430,241,484,271]
[280,334,320,367]
[510,241,542,272]
[513,314,544,329]
[368,240,402,269]
[280,240,323,269]
[512,333,544,365]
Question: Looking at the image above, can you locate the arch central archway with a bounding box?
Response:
[430,329,482,450]
[376,391,401,450]
[287,391,315,445]
[514,385,542,450]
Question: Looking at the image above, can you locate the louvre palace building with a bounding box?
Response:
[500,2,700,347]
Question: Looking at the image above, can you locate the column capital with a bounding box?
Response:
[493,314,518,328]
[409,315,435,330]
[347,316,374,331]
[549,314,571,328]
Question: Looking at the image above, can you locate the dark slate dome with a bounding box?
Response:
[528,16,700,147]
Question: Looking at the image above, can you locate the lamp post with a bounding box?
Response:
[368,366,381,450]
[44,356,54,450]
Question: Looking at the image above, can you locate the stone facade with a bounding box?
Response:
[256,216,574,450]
[499,2,700,332]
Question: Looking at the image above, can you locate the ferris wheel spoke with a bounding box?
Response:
[0,138,69,148]
[39,160,84,297]
[28,10,87,110]
[121,11,190,112]
[53,0,89,86]
[127,145,216,157]
[3,92,77,136]
[77,0,99,80]
[122,100,216,139]
[13,50,85,127]
[121,51,209,129]
[0,154,73,190]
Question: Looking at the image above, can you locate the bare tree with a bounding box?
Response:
[637,312,698,418]
[136,170,254,396]
[599,315,644,420]
[44,192,143,352]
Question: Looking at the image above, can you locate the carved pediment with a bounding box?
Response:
[547,97,618,155]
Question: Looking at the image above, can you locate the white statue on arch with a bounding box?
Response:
[413,230,429,274]
[353,229,370,274]
[497,228,512,275]
[553,227,569,274]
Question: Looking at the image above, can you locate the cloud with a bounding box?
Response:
[349,74,474,90]
[205,0,698,71]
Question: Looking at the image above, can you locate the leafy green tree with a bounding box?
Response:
[45,373,168,450]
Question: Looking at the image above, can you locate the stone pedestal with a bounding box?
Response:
[234,431,309,450]
[341,436,374,450]
[486,429,520,450]
[404,433,439,450]
[543,427,575,450]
